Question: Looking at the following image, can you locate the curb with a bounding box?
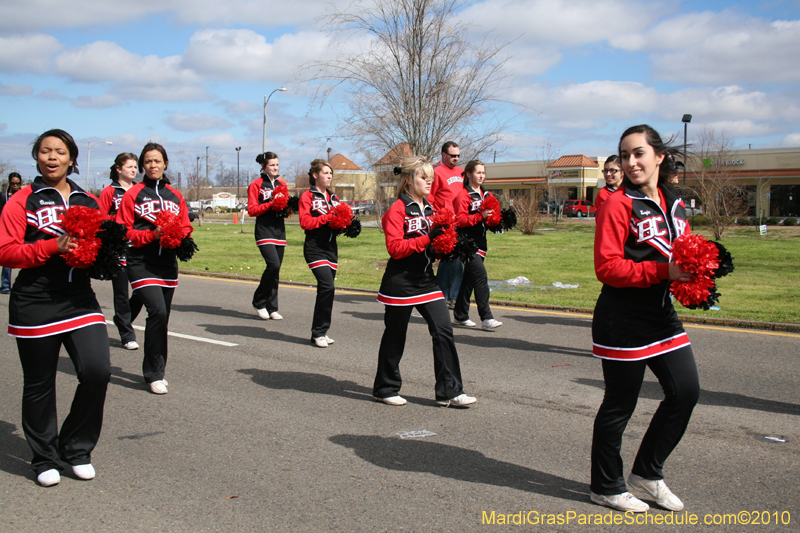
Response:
[180,269,800,334]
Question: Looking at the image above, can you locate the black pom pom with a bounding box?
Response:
[438,233,478,263]
[710,241,734,278]
[501,208,517,231]
[176,236,198,262]
[88,220,129,280]
[277,195,300,218]
[343,217,362,238]
[393,166,402,175]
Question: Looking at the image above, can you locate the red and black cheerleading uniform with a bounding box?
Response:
[99,181,138,345]
[590,183,700,496]
[372,195,465,402]
[0,176,111,475]
[453,185,496,323]
[299,186,340,339]
[593,185,616,212]
[117,176,191,384]
[247,173,287,313]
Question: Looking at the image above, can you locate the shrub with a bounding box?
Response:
[736,217,752,226]
[690,215,709,226]
[783,217,797,226]
[766,217,781,225]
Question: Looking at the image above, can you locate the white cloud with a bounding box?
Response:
[660,86,800,123]
[0,34,63,73]
[72,94,122,108]
[222,99,262,114]
[166,113,235,132]
[0,83,34,95]
[182,29,332,81]
[781,133,800,147]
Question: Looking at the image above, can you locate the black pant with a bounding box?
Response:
[310,266,335,338]
[252,244,284,313]
[453,255,493,322]
[17,324,111,475]
[373,299,464,401]
[133,285,175,383]
[111,266,139,344]
[590,346,700,495]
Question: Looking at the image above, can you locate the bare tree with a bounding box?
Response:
[303,0,513,161]
[178,152,219,202]
[215,163,237,187]
[687,126,750,239]
[510,188,545,235]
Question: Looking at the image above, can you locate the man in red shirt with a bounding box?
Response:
[430,141,464,310]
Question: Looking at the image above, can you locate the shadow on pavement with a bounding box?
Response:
[199,324,311,346]
[455,335,593,357]
[574,378,800,416]
[57,356,144,392]
[506,314,592,329]
[0,420,32,479]
[237,369,433,406]
[334,293,378,305]
[340,311,384,322]
[171,304,256,321]
[330,434,589,502]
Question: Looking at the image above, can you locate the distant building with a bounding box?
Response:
[328,153,377,201]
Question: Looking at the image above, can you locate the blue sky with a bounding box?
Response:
[1,0,799,188]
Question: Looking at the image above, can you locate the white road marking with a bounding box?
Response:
[397,430,437,439]
[105,320,238,347]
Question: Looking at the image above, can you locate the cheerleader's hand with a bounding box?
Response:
[428,225,446,241]
[481,209,494,219]
[57,234,78,254]
[153,226,162,239]
[669,262,693,282]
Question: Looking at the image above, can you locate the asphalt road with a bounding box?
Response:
[0,273,798,532]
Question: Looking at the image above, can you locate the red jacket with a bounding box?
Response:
[429,162,464,212]
[247,173,287,246]
[455,186,491,255]
[98,182,131,220]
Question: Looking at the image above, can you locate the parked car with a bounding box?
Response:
[538,199,562,214]
[188,207,199,222]
[344,200,375,215]
[685,205,704,216]
[563,199,596,217]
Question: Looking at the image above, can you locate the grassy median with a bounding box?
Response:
[185,217,800,325]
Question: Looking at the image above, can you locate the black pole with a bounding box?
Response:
[683,122,688,186]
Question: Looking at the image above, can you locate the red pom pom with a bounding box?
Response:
[270,183,289,211]
[672,233,719,277]
[431,208,455,228]
[483,195,502,227]
[60,205,106,268]
[155,210,183,249]
[328,202,353,230]
[432,227,458,256]
[671,275,715,307]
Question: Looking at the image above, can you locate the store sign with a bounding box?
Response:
[550,169,580,179]
[702,158,745,168]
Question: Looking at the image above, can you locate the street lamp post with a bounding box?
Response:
[195,156,200,201]
[682,114,692,186]
[87,140,113,191]
[235,147,242,199]
[262,87,287,155]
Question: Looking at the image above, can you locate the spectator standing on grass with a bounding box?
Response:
[247,151,286,321]
[594,155,623,212]
[452,160,502,330]
[117,143,192,395]
[0,172,23,293]
[590,124,698,514]
[299,159,341,348]
[372,157,477,408]
[98,153,140,350]
[0,129,111,486]
[430,141,464,309]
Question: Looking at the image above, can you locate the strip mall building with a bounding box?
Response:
[483,147,800,217]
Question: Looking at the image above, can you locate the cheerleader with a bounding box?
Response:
[452,160,502,330]
[98,153,140,350]
[299,159,340,347]
[247,151,286,320]
[372,156,476,407]
[594,155,623,212]
[590,125,699,513]
[117,143,192,394]
[0,129,111,486]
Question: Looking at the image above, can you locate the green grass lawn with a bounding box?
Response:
[185,219,800,324]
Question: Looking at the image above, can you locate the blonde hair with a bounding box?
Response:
[396,156,433,198]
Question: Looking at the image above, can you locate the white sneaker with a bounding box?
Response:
[313,337,328,348]
[255,308,270,320]
[628,474,684,511]
[149,379,168,394]
[269,311,283,320]
[591,491,649,513]
[324,335,334,344]
[454,319,476,327]
[374,395,407,406]
[481,319,503,330]
[436,393,477,407]
[123,341,139,350]
[37,469,60,487]
[72,464,95,480]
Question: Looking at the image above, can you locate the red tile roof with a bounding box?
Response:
[548,155,598,168]
[329,153,361,171]
[375,143,413,165]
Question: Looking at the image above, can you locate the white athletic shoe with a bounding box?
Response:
[324,335,334,344]
[627,474,684,511]
[591,491,650,513]
[123,341,139,350]
[313,337,328,348]
[37,469,60,487]
[255,308,270,320]
[149,380,168,394]
[436,393,477,407]
[454,319,476,327]
[72,464,95,480]
[269,311,283,320]
[374,395,407,406]
[481,319,503,330]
